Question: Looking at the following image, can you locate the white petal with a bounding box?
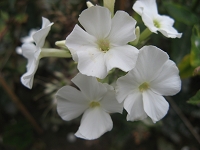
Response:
[150,60,181,96]
[33,18,53,48]
[16,47,22,55]
[124,91,147,121]
[135,46,169,81]
[20,43,40,89]
[71,73,107,100]
[153,15,182,38]
[65,25,97,61]
[75,107,113,140]
[141,13,158,33]
[105,45,138,72]
[76,49,107,79]
[20,29,37,43]
[20,58,39,89]
[41,17,51,28]
[133,0,158,16]
[159,27,182,38]
[108,11,136,45]
[100,84,123,114]
[56,86,88,121]
[21,43,40,60]
[143,90,169,123]
[116,71,141,103]
[78,6,111,39]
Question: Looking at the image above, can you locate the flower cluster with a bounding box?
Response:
[19,0,182,140]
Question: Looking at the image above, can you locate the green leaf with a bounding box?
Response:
[0,11,9,21]
[3,120,34,149]
[14,13,28,24]
[164,2,199,26]
[178,54,195,78]
[188,90,200,105]
[190,25,200,67]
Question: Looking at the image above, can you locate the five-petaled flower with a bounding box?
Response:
[66,6,139,79]
[133,0,182,38]
[56,73,123,140]
[116,46,181,123]
[21,17,53,89]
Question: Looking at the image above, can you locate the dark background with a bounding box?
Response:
[0,0,200,149]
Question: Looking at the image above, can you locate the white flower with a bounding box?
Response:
[133,0,182,38]
[56,73,123,140]
[21,17,53,89]
[66,6,138,79]
[116,46,181,123]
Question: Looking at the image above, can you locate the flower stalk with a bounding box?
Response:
[139,28,152,43]
[40,48,71,59]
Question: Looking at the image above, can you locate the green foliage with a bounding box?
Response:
[163,2,199,26]
[188,90,200,105]
[3,120,34,149]
[178,54,195,78]
[14,13,28,24]
[178,24,200,78]
[190,25,200,67]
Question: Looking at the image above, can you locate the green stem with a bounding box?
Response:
[40,48,71,59]
[139,28,152,43]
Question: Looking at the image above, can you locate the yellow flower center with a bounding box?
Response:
[153,20,161,28]
[89,101,100,108]
[97,39,110,52]
[139,82,149,92]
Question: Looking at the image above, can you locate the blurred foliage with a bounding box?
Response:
[0,0,200,149]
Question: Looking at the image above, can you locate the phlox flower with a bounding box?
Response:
[56,73,123,140]
[116,46,181,123]
[133,0,182,38]
[66,6,139,79]
[21,17,53,89]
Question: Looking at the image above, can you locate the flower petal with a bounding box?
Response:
[105,45,138,72]
[76,49,107,79]
[143,90,169,123]
[135,46,169,82]
[124,91,147,121]
[33,17,53,48]
[20,43,40,89]
[158,15,182,38]
[20,58,39,89]
[71,73,107,100]
[75,107,113,140]
[116,70,141,103]
[56,86,88,121]
[150,60,181,96]
[41,17,51,28]
[100,84,123,114]
[108,11,136,45]
[78,6,111,39]
[20,29,37,43]
[133,0,158,16]
[65,25,97,62]
[141,13,158,33]
[21,43,39,59]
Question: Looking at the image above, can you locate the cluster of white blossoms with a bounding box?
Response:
[19,0,182,140]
